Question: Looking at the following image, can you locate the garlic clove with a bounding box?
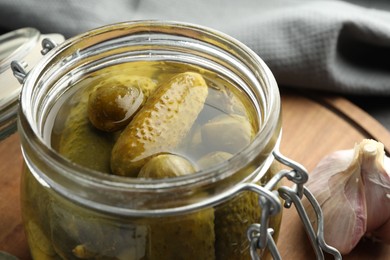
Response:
[370,218,390,244]
[304,146,367,254]
[360,141,390,242]
[304,139,390,254]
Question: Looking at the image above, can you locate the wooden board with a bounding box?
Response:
[0,132,26,259]
[1,92,390,259]
[278,91,390,260]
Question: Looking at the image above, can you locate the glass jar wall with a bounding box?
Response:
[18,21,282,260]
[0,28,63,259]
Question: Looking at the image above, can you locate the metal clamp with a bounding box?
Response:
[41,38,57,55]
[246,148,342,259]
[11,60,28,84]
[11,38,58,84]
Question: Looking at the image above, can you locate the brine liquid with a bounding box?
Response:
[50,60,259,175]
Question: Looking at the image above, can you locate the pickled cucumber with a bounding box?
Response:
[87,76,157,132]
[138,154,196,178]
[49,203,148,260]
[111,72,209,177]
[215,162,283,260]
[59,75,157,173]
[25,221,57,260]
[196,151,257,259]
[201,114,254,154]
[206,82,248,117]
[139,153,215,260]
[58,86,116,173]
[88,84,144,132]
[148,211,215,260]
[215,191,260,260]
[197,151,232,170]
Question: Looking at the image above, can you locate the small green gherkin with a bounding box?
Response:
[58,75,157,173]
[147,210,215,260]
[201,114,254,154]
[197,152,281,260]
[197,151,260,259]
[87,75,158,132]
[139,154,216,260]
[58,85,115,173]
[198,152,258,259]
[197,151,233,170]
[214,190,260,260]
[24,221,57,260]
[111,72,209,177]
[214,162,283,260]
[138,154,196,178]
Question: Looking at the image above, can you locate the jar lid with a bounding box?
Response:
[0,28,64,140]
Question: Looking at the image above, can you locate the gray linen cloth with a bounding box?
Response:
[1,0,390,95]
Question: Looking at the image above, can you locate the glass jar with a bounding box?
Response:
[17,21,284,260]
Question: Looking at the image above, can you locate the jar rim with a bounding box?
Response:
[19,20,281,214]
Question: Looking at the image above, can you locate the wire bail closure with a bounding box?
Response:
[11,38,58,84]
[246,148,342,260]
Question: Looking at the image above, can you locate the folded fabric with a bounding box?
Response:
[0,0,389,95]
[226,1,390,95]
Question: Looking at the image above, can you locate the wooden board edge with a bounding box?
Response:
[320,96,390,154]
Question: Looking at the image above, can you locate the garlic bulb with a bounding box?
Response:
[304,139,390,254]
